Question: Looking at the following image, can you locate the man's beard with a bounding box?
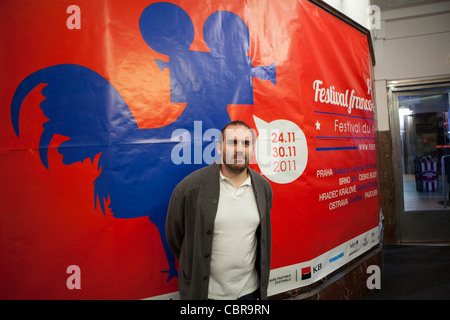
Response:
[223,153,249,173]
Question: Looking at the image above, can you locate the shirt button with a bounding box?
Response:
[203,276,208,281]
[204,253,210,258]
[206,230,212,235]
[212,199,218,204]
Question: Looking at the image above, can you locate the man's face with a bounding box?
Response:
[217,124,254,173]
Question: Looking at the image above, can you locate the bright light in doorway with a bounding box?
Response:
[399,108,413,117]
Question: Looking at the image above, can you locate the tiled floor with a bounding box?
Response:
[403,174,447,211]
[364,245,450,300]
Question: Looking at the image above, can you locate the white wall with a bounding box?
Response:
[322,0,373,29]
[373,1,450,130]
[324,0,450,131]
[373,2,450,81]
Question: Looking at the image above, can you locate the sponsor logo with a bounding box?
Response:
[329,252,344,264]
[301,267,311,280]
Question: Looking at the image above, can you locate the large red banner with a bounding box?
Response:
[0,0,379,299]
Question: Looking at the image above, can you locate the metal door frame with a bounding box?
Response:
[388,77,450,243]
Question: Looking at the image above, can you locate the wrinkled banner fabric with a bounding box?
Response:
[0,0,379,299]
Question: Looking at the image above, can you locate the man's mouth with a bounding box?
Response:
[234,155,246,163]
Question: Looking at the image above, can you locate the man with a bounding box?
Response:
[165,120,273,300]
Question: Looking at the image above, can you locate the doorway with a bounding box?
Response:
[389,79,450,242]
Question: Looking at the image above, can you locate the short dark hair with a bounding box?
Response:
[220,120,255,145]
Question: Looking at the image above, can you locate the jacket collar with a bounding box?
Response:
[210,161,264,205]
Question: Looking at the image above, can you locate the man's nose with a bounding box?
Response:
[236,141,246,152]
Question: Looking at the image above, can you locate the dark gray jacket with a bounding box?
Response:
[165,162,273,300]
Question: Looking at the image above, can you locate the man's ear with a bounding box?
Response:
[216,142,222,156]
[216,142,224,164]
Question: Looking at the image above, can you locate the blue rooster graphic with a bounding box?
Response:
[10,2,276,282]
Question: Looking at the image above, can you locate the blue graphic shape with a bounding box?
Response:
[11,2,276,283]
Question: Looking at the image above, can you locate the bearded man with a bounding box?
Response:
[165,120,273,300]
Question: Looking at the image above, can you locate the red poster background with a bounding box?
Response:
[0,0,378,299]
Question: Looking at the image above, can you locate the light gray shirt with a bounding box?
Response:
[165,163,273,300]
[208,172,260,299]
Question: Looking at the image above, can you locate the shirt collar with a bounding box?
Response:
[219,170,252,186]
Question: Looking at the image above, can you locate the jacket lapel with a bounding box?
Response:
[201,163,221,228]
